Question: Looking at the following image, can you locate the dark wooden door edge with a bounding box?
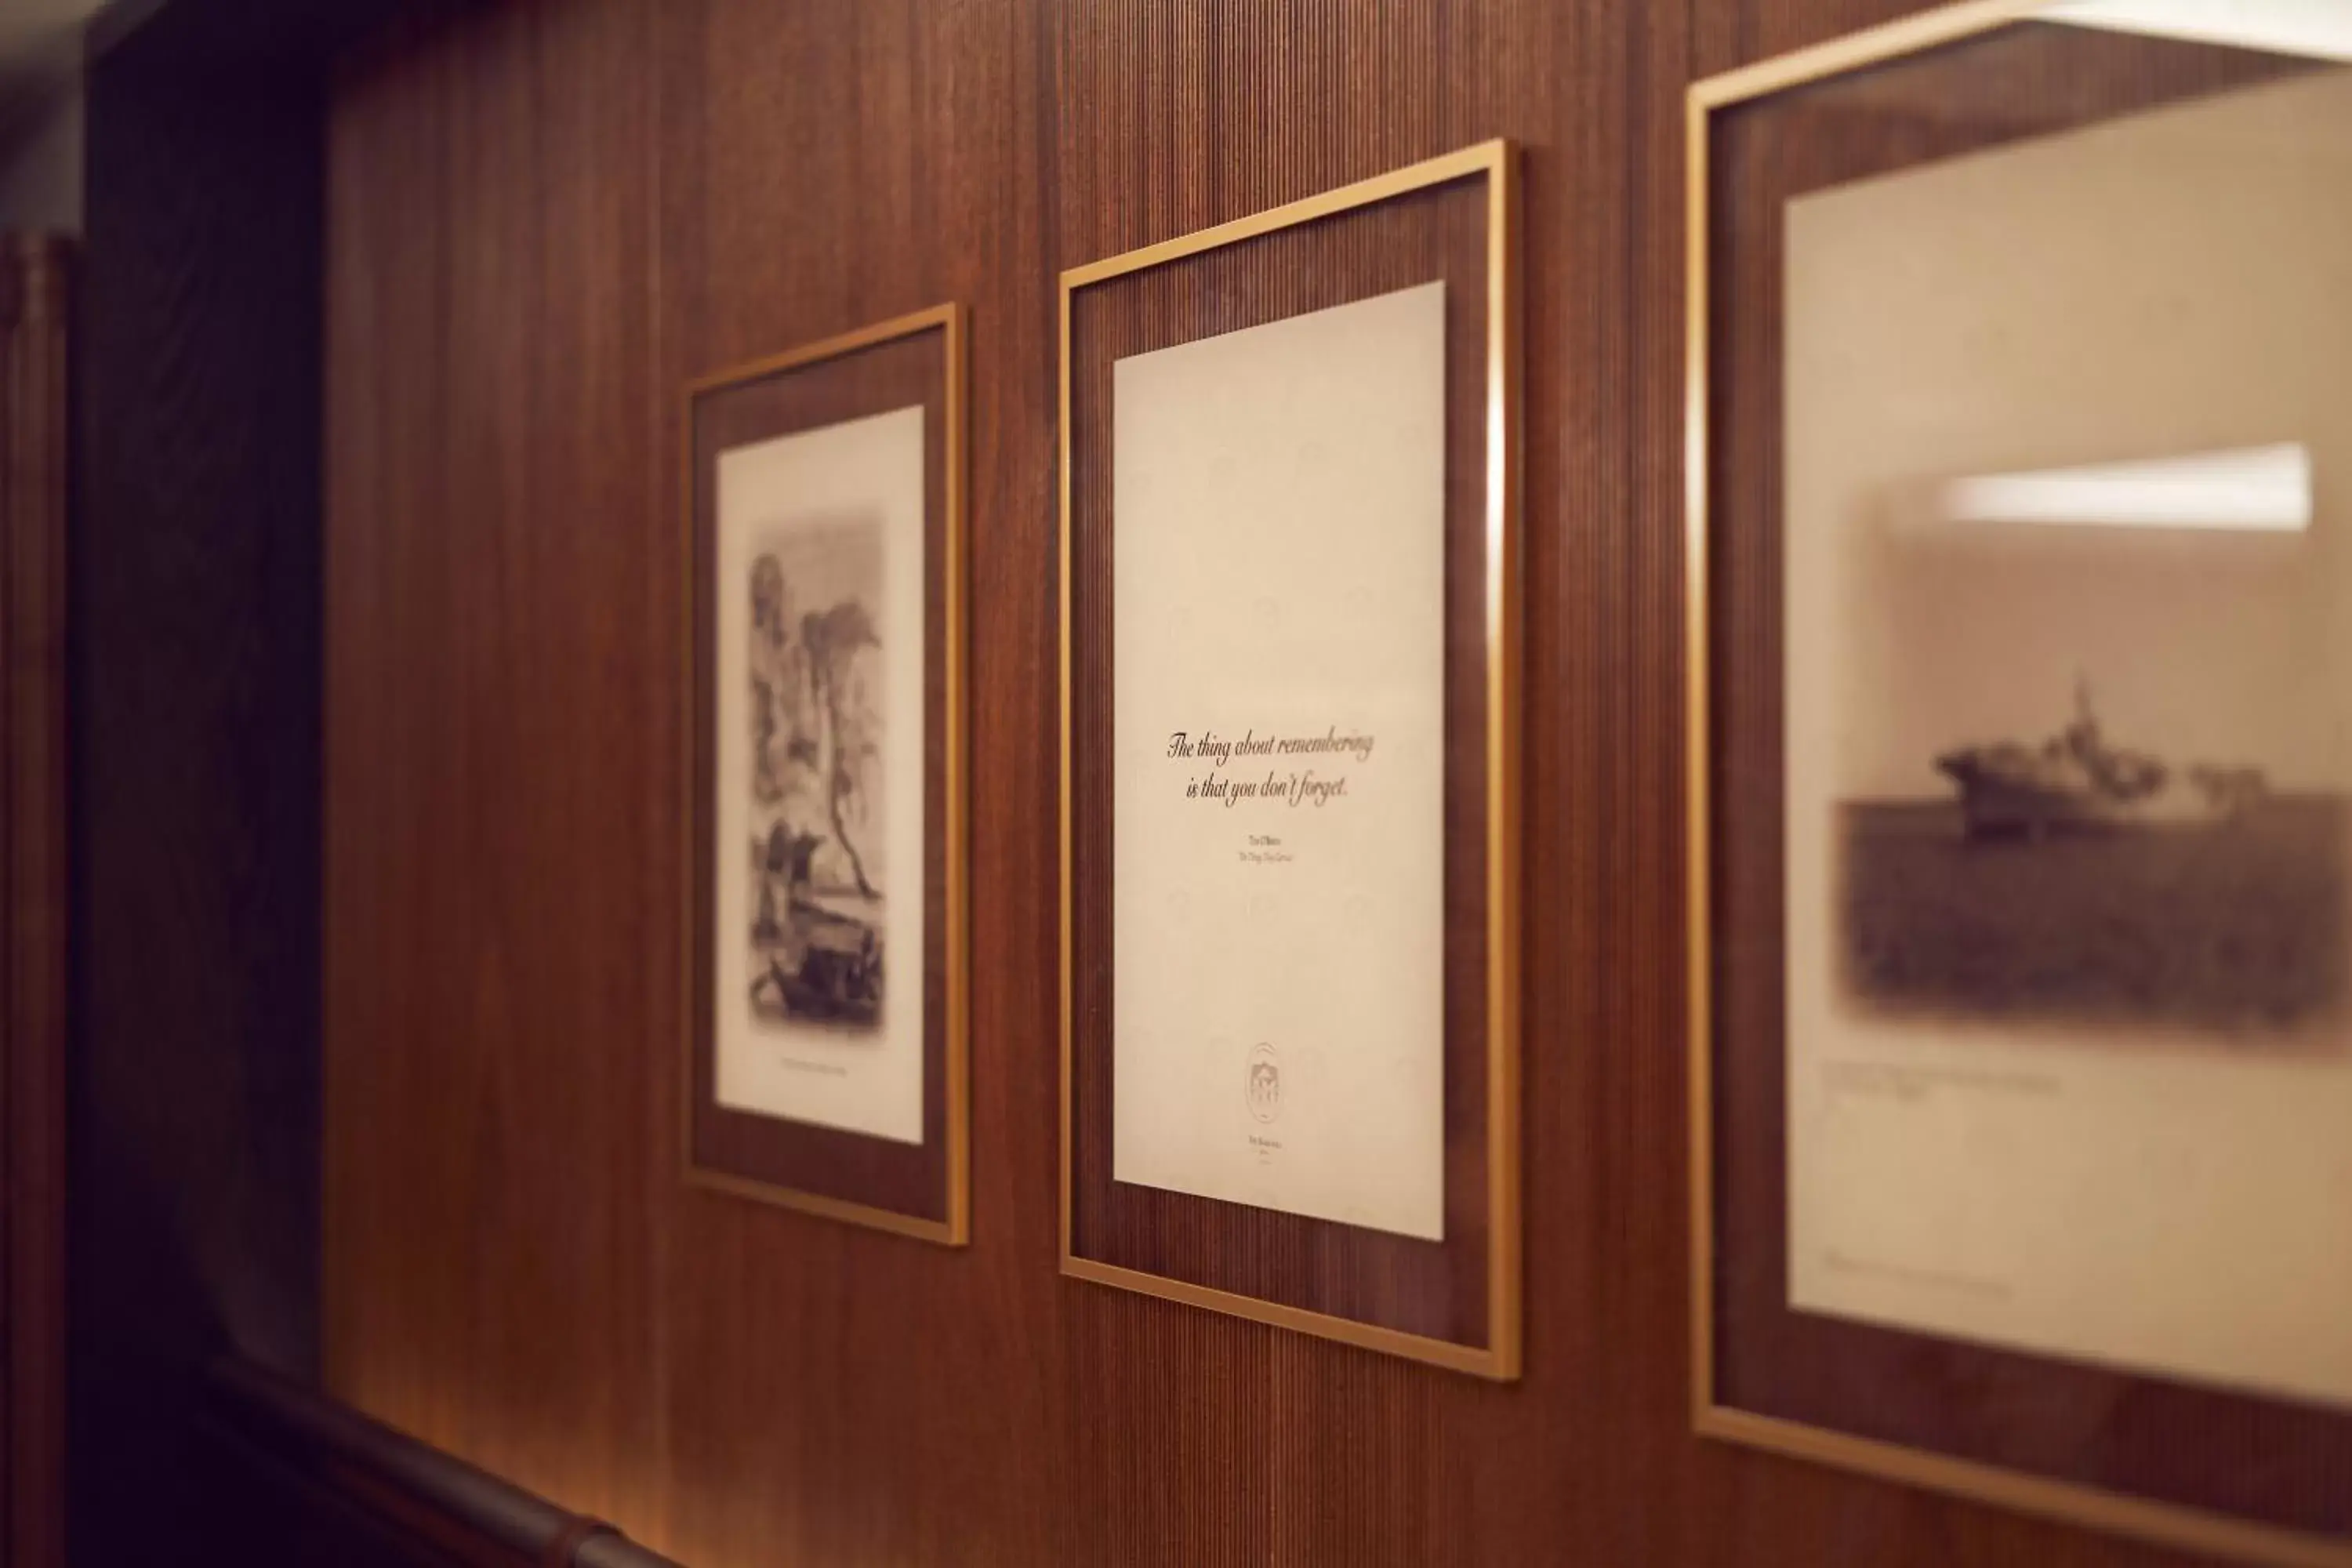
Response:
[4,230,72,1568]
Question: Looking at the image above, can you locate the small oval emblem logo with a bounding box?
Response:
[1244,1043,1281,1123]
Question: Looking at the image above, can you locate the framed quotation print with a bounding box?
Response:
[1058,141,1522,1377]
[1689,3,2352,1561]
[685,304,967,1244]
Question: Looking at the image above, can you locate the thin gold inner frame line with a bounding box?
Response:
[1057,139,1523,1381]
[1684,7,2352,1565]
[681,301,971,1247]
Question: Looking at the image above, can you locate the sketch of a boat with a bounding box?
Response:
[1933,680,2266,841]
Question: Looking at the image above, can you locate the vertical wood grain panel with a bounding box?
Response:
[652,3,1065,1561]
[325,0,672,1541]
[1055,13,1552,1562]
[328,0,2238,1562]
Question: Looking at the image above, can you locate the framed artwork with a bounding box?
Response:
[684,304,967,1244]
[1689,3,2352,1560]
[1058,142,1523,1377]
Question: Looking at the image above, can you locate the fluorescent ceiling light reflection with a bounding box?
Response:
[2042,0,2352,61]
[1939,442,2313,531]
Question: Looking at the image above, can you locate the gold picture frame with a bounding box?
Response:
[1686,7,2352,1563]
[1057,140,1523,1377]
[682,303,970,1246]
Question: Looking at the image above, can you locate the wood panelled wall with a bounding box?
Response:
[323,2,2205,1564]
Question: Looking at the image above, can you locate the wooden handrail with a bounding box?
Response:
[204,1357,683,1568]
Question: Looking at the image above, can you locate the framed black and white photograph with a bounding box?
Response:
[1690,4,2352,1563]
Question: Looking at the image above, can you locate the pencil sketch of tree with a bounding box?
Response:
[744,516,887,1033]
[802,599,880,897]
[748,553,813,806]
